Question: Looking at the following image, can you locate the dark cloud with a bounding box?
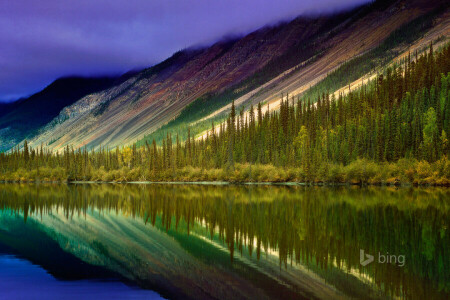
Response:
[0,0,370,101]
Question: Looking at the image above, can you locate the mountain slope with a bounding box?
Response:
[190,1,450,141]
[0,76,128,151]
[27,15,342,151]
[22,0,449,152]
[144,0,449,144]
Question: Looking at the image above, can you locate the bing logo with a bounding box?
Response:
[360,249,405,267]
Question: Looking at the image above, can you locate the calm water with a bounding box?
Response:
[0,184,448,300]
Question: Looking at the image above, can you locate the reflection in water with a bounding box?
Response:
[0,183,448,299]
[0,254,160,300]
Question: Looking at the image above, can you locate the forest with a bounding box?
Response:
[1,42,449,185]
[136,5,443,147]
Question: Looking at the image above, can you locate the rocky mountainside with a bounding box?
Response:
[0,76,131,151]
[3,0,448,152]
[26,14,339,151]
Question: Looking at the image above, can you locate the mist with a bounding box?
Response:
[0,0,370,102]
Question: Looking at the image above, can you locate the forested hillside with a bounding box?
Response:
[137,3,449,147]
[1,43,449,185]
[14,0,445,153]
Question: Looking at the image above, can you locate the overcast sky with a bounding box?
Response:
[0,0,370,102]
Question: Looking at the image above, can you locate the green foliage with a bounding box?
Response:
[423,107,438,160]
[300,5,443,102]
[136,7,445,149]
[1,43,449,185]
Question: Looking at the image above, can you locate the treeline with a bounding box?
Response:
[1,43,449,184]
[136,4,445,147]
[300,5,444,103]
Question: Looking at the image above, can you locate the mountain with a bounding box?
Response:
[3,0,449,152]
[24,15,339,151]
[0,100,23,117]
[0,76,134,151]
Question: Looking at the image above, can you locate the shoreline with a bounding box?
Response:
[1,179,449,187]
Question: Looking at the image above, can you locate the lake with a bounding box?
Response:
[0,183,448,299]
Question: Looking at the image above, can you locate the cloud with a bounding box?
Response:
[0,0,370,101]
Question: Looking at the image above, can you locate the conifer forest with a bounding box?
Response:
[1,43,449,185]
[1,2,450,299]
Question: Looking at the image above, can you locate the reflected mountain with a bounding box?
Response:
[0,184,448,299]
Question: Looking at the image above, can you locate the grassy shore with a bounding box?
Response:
[1,157,449,186]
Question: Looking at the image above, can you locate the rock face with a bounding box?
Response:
[0,76,124,152]
[28,17,332,151]
[5,0,447,152]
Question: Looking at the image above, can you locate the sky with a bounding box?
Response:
[0,0,370,102]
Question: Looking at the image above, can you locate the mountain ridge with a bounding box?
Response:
[0,75,137,151]
[1,0,448,152]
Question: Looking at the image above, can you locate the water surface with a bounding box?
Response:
[0,183,448,299]
[0,254,160,300]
